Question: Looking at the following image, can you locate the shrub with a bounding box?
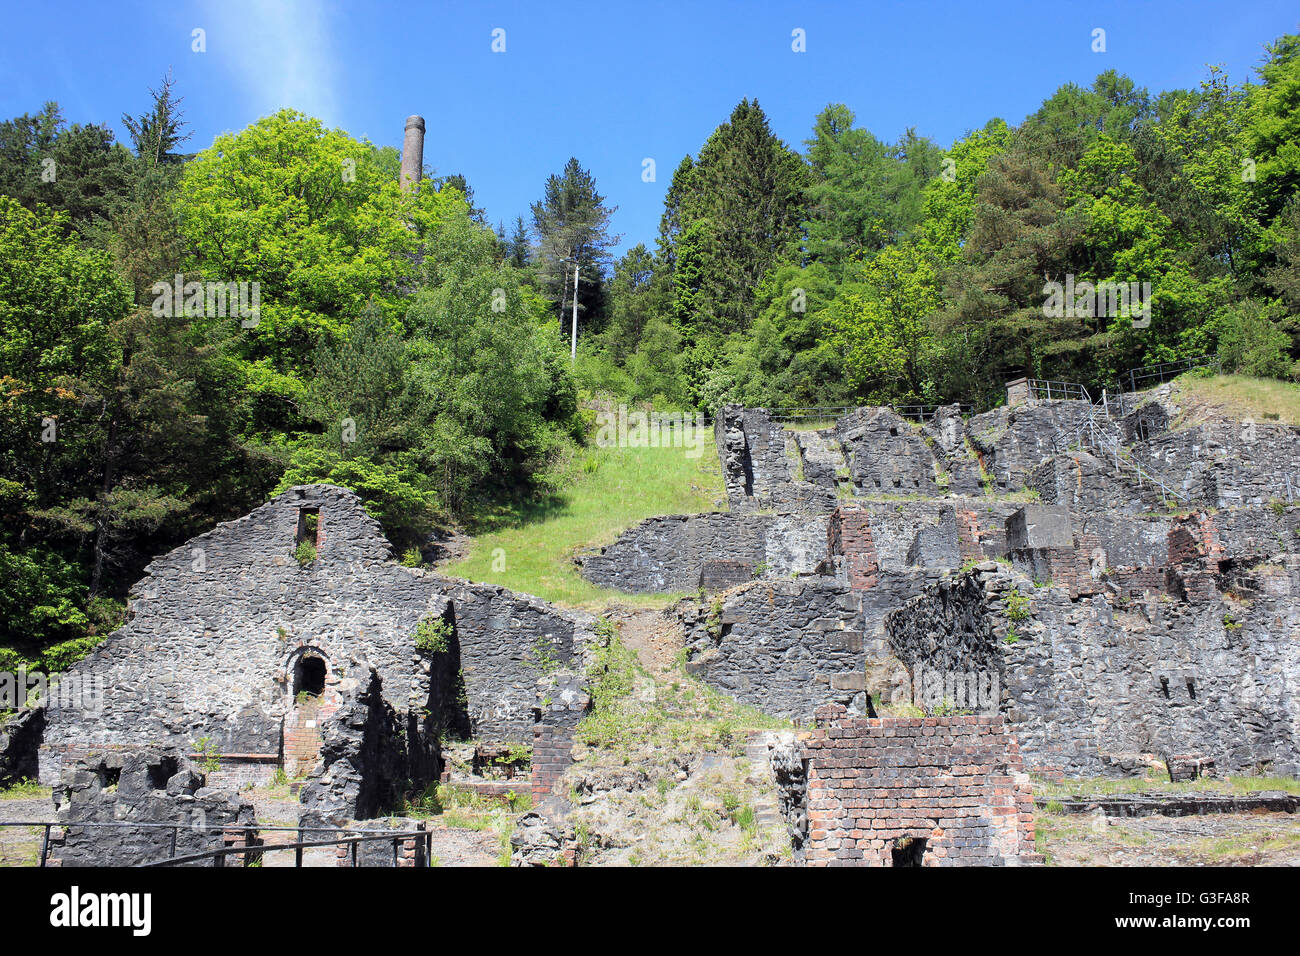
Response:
[415,616,452,654]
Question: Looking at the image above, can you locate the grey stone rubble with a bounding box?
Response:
[48,749,256,867]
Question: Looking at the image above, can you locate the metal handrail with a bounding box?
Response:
[1119,356,1220,393]
[138,829,432,868]
[1025,378,1092,403]
[1047,396,1189,504]
[0,819,432,868]
[767,404,973,424]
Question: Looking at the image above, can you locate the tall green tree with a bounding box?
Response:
[530,157,617,336]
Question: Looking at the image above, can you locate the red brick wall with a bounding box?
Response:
[1167,513,1224,568]
[828,507,879,590]
[532,724,575,800]
[798,704,1041,866]
[954,508,986,563]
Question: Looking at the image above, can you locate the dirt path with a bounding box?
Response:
[602,604,681,677]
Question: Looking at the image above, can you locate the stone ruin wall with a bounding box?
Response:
[772,705,1040,867]
[33,484,593,794]
[886,525,1300,778]
[577,511,830,593]
[590,394,1300,781]
[48,749,258,867]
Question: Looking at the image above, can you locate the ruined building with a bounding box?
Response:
[581,386,1300,779]
[29,484,591,824]
[4,376,1298,864]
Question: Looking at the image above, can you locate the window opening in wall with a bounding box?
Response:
[294,656,326,699]
[1160,676,1170,699]
[296,507,320,547]
[147,756,179,790]
[891,836,927,866]
[1187,678,1196,700]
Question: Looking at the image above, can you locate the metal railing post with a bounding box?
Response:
[39,825,51,867]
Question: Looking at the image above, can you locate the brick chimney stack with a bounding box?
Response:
[401,115,425,191]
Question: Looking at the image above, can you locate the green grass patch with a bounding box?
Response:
[1031,773,1300,799]
[1167,373,1300,427]
[578,628,790,758]
[0,778,49,801]
[447,432,725,607]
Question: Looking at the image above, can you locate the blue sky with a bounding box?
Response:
[1,1,1296,256]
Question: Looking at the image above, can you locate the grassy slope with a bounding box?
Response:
[446,429,726,607]
[1167,373,1300,426]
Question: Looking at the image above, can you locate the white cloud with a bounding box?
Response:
[199,0,339,124]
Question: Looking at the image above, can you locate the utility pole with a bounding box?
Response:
[563,254,580,364]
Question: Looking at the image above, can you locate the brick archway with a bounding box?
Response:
[282,646,336,778]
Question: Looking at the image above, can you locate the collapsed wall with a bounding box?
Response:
[772,705,1040,866]
[35,484,592,790]
[48,749,257,867]
[887,541,1300,777]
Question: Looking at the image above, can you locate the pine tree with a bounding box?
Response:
[121,69,191,167]
[530,157,618,334]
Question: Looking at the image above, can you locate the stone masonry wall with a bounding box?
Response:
[578,511,830,593]
[49,749,257,867]
[681,580,865,719]
[778,704,1040,866]
[887,561,1300,777]
[38,484,588,784]
[835,407,939,496]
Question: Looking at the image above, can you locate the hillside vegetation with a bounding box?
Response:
[3,29,1299,677]
[1167,373,1300,428]
[446,428,724,606]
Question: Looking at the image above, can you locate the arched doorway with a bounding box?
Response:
[283,648,332,778]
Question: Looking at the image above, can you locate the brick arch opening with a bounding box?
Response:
[283,647,335,778]
[294,655,326,698]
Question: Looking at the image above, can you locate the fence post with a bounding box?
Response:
[295,827,303,867]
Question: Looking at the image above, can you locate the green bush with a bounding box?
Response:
[414,615,452,654]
